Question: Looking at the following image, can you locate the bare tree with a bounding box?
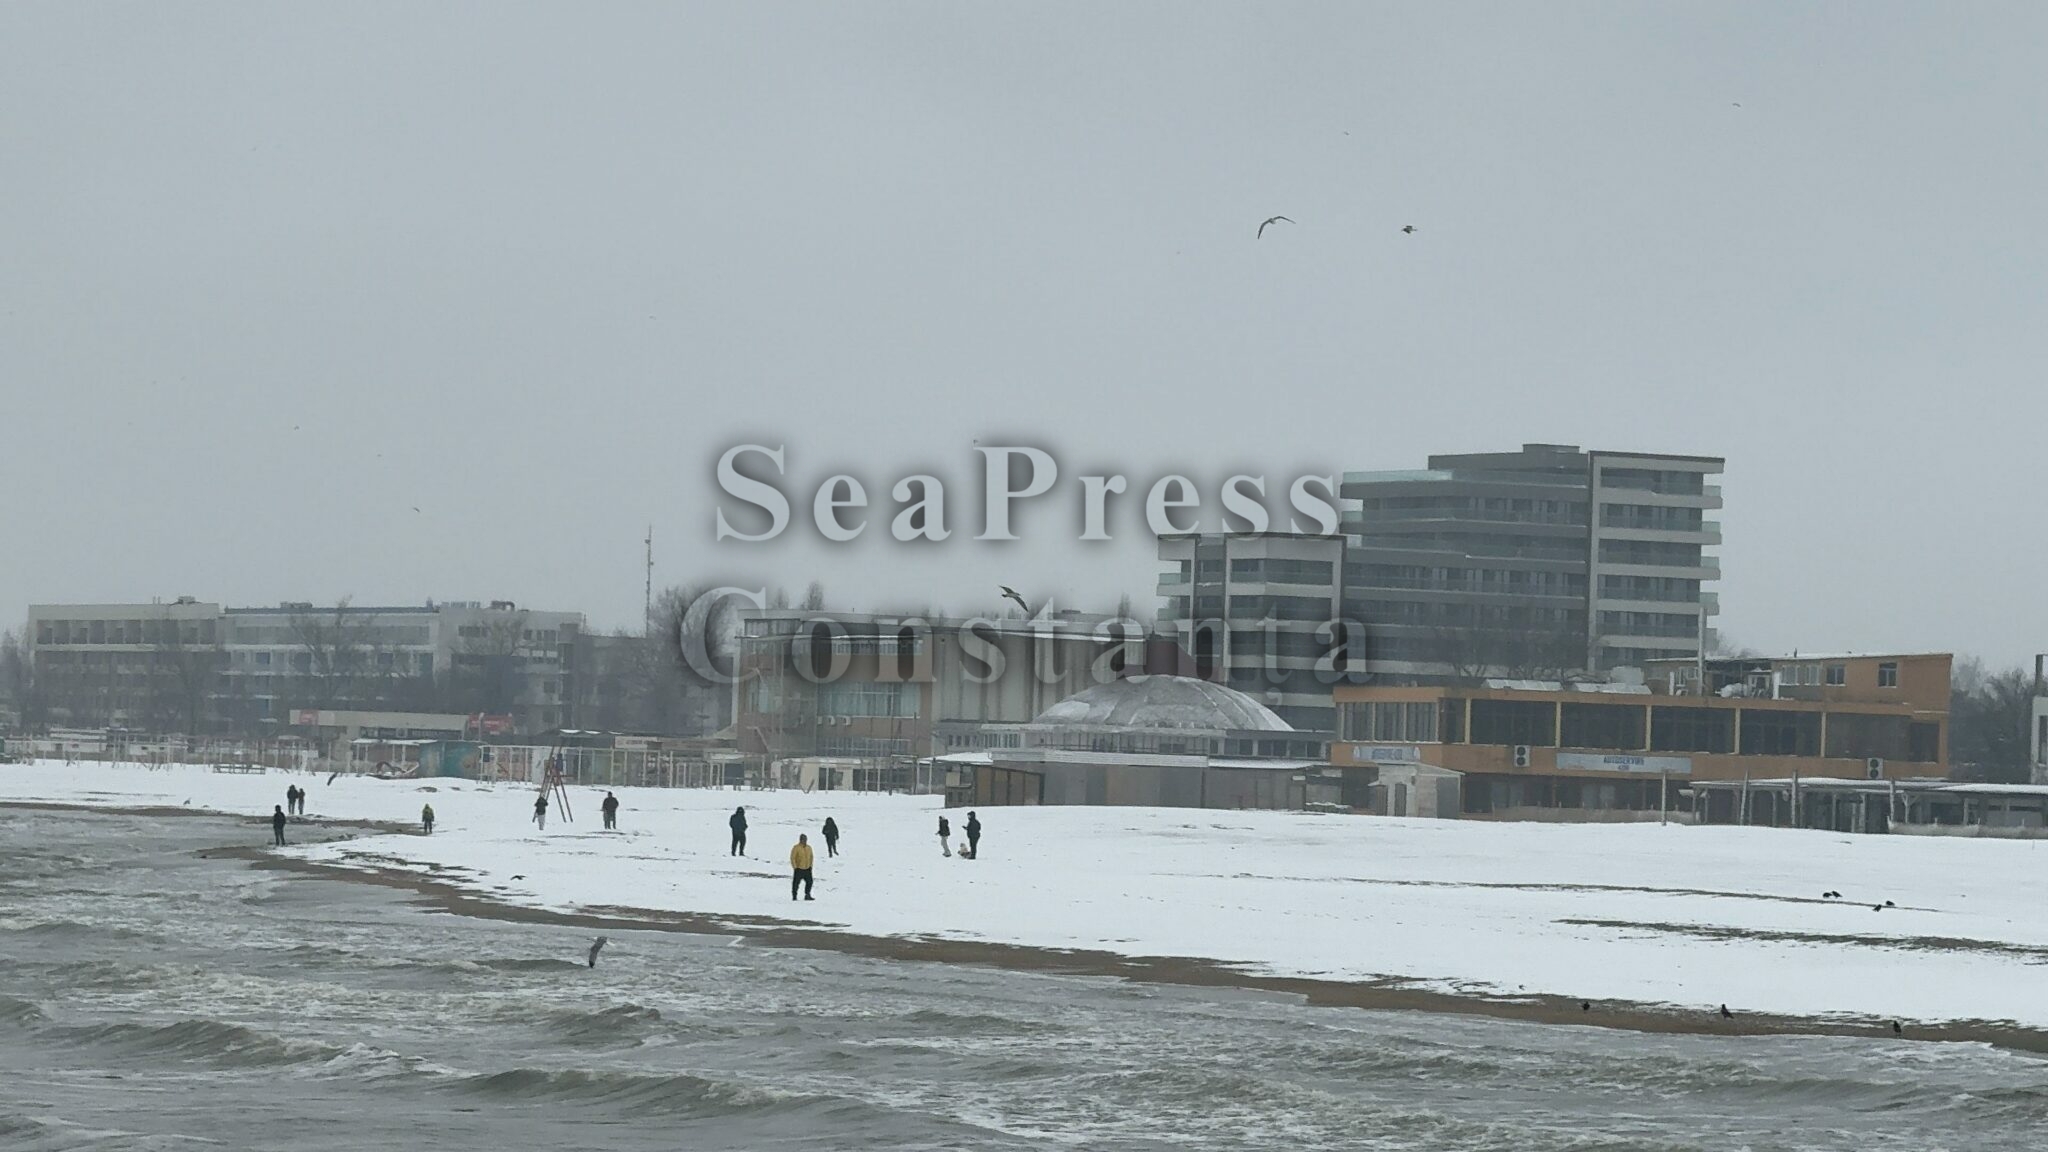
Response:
[148,615,222,734]
[0,630,42,732]
[799,582,827,612]
[1950,658,2036,782]
[287,600,384,711]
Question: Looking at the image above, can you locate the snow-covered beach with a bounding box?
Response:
[8,759,2048,1031]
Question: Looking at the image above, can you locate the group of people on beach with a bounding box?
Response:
[264,783,985,907]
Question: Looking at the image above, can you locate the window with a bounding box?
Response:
[1649,706,1735,753]
[1738,710,1821,756]
[1338,701,1439,743]
[1878,662,1899,688]
[1908,722,1942,763]
[1469,699,1556,747]
[1559,702,1647,751]
[1825,713,1908,759]
[1824,665,1846,687]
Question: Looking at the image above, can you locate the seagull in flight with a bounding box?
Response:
[1401,225,1417,234]
[998,586,1031,615]
[587,936,608,968]
[1257,215,1293,239]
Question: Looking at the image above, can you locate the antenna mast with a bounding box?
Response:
[643,525,654,637]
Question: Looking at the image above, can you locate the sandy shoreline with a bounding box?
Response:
[15,798,2044,1054]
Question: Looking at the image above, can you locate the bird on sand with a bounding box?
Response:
[1401,224,1417,234]
[998,586,1031,615]
[1256,215,1293,239]
[587,936,608,968]
[1890,1021,1903,1035]
[1580,1001,1590,1012]
[1719,1004,1734,1019]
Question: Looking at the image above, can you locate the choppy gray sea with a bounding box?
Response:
[4,806,2047,1151]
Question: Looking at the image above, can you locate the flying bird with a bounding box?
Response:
[411,506,421,513]
[587,936,608,968]
[1401,225,1417,234]
[1256,215,1293,239]
[998,586,1030,615]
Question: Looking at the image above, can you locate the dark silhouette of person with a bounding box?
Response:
[937,815,951,857]
[729,806,748,856]
[271,805,287,846]
[790,834,815,901]
[965,811,982,859]
[822,817,840,857]
[533,793,548,830]
[601,792,620,831]
[421,803,435,834]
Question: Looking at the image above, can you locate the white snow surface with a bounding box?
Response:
[8,759,2048,1028]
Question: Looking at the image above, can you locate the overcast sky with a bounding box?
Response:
[4,3,2044,665]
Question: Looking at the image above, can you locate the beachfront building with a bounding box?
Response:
[1154,532,1359,733]
[942,674,1336,810]
[26,598,587,737]
[732,608,1146,787]
[1331,652,1952,821]
[1153,445,1725,699]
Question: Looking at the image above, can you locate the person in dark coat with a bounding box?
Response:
[965,811,982,859]
[271,805,288,847]
[601,792,620,831]
[822,817,840,857]
[937,814,952,857]
[421,803,435,834]
[533,793,548,830]
[284,785,299,816]
[729,806,748,856]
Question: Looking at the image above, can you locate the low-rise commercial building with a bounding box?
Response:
[1332,653,1952,821]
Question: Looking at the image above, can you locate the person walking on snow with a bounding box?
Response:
[822,817,840,857]
[937,815,952,857]
[965,811,982,859]
[533,793,548,830]
[601,792,620,831]
[729,806,748,856]
[790,834,815,901]
[421,803,435,834]
[271,805,288,847]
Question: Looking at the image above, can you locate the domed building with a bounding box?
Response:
[946,675,1336,810]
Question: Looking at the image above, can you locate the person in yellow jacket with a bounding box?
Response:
[790,834,816,901]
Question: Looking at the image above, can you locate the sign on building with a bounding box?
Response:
[1554,752,1693,776]
[1351,744,1425,764]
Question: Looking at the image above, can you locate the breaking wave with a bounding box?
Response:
[448,1067,797,1118]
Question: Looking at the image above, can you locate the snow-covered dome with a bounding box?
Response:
[1031,675,1293,733]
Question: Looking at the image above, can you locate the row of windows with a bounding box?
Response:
[1357,495,1588,524]
[1598,575,1701,603]
[37,619,218,646]
[815,680,923,719]
[1597,539,1704,567]
[1597,468,1707,495]
[1350,565,1586,597]
[1450,699,1938,760]
[1227,595,1335,621]
[1598,610,1701,639]
[1227,558,1336,585]
[1366,533,1591,562]
[1598,503,1704,531]
[1339,701,1441,742]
